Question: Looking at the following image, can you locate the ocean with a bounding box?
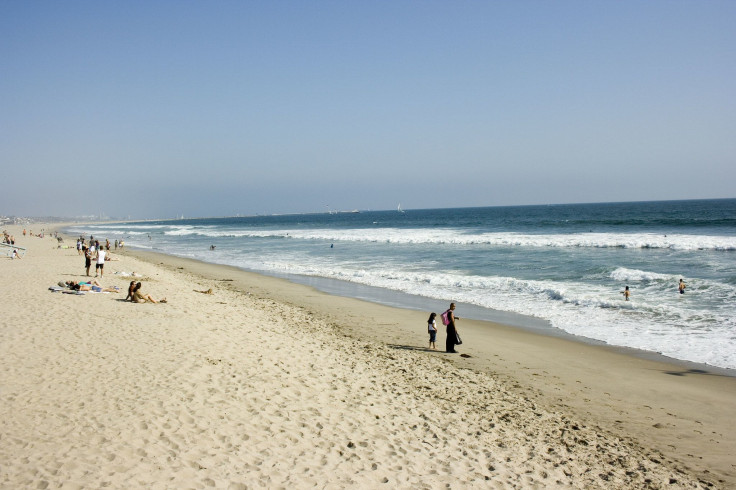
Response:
[66,199,736,370]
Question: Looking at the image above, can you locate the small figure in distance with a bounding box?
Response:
[210,245,216,250]
[621,285,630,301]
[679,278,686,295]
[427,312,438,350]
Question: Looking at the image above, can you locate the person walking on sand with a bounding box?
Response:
[445,303,461,353]
[621,285,630,301]
[679,279,686,295]
[427,312,438,350]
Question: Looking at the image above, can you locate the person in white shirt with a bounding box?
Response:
[427,312,438,350]
[96,248,106,277]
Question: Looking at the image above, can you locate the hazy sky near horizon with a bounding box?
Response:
[2,1,735,219]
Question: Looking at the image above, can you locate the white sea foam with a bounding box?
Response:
[71,222,736,251]
[609,268,674,282]
[145,226,736,251]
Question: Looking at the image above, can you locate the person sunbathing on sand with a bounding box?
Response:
[131,282,166,303]
[63,279,118,292]
[126,280,136,301]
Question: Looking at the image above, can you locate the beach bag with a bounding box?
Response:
[455,332,463,345]
[441,310,451,326]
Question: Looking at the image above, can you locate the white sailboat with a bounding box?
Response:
[397,203,405,213]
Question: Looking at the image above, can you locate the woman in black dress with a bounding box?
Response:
[445,303,460,353]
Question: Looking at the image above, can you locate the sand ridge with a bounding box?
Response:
[0,226,721,488]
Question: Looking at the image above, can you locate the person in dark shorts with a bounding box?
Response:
[95,247,106,277]
[83,246,91,276]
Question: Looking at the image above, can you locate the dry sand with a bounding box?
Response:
[1,224,734,489]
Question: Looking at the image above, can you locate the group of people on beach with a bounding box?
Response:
[61,279,118,293]
[76,236,124,255]
[9,229,165,304]
[78,237,110,277]
[76,236,164,302]
[3,230,16,245]
[57,277,164,303]
[427,303,462,353]
[3,230,22,259]
[22,228,45,238]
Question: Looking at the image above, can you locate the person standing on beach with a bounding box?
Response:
[679,279,686,294]
[83,245,92,276]
[445,303,461,353]
[427,312,438,350]
[95,247,106,277]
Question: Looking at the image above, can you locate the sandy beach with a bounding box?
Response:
[1,225,734,489]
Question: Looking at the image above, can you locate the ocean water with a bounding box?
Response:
[67,199,736,369]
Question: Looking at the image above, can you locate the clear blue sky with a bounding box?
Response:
[2,1,734,218]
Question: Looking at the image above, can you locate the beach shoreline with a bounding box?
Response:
[145,248,736,377]
[1,224,734,488]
